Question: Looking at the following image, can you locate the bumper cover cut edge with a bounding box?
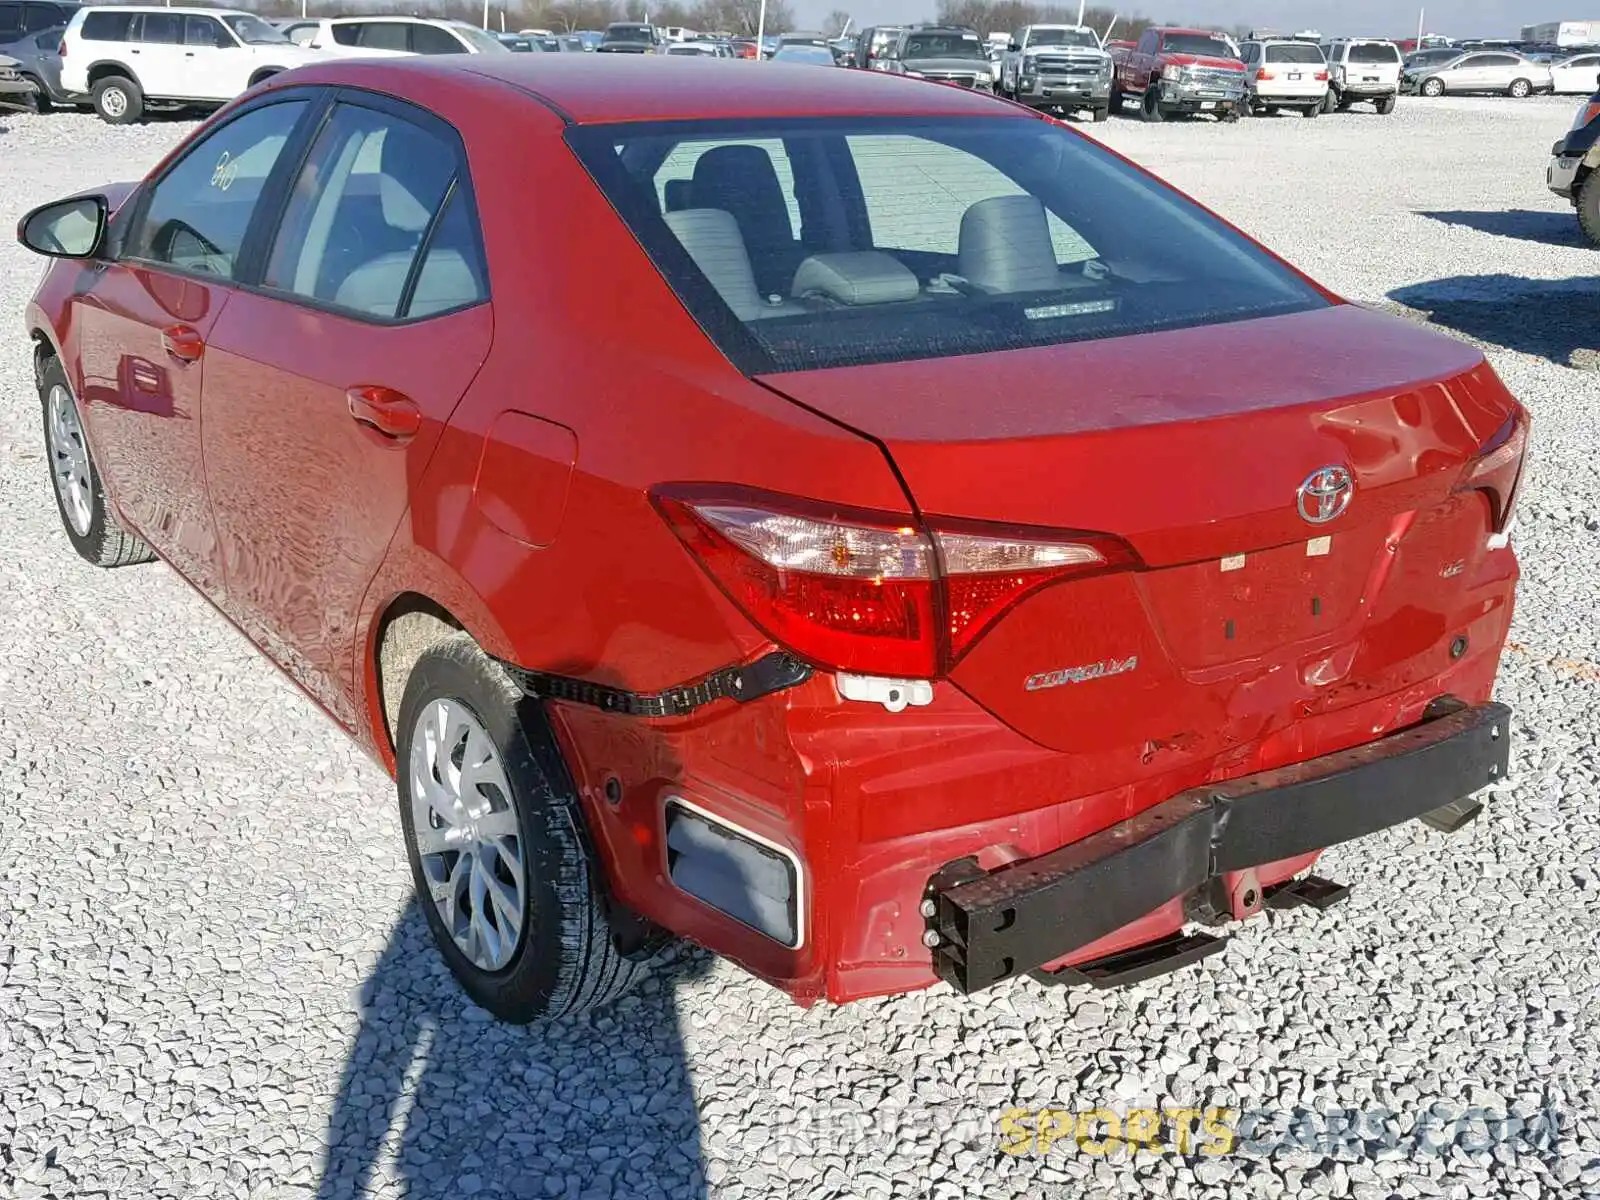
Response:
[930,701,1511,993]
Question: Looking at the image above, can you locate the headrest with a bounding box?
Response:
[791,252,920,306]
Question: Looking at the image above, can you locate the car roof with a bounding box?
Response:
[327,14,452,24]
[1159,28,1228,37]
[330,54,1020,123]
[79,3,248,12]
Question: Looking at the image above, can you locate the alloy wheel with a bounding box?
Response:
[408,697,527,972]
[101,87,127,118]
[46,384,93,537]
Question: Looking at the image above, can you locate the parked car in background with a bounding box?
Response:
[1238,36,1328,117]
[1404,46,1464,71]
[272,17,318,45]
[0,47,34,107]
[1550,51,1600,93]
[1320,37,1401,113]
[60,6,338,123]
[665,41,717,57]
[498,33,533,52]
[853,24,901,69]
[18,54,1527,1023]
[596,22,656,53]
[999,23,1113,122]
[0,24,82,110]
[1404,51,1553,98]
[879,25,995,92]
[0,0,78,44]
[307,17,509,58]
[1547,82,1600,242]
[771,42,834,66]
[729,36,757,58]
[1110,26,1247,121]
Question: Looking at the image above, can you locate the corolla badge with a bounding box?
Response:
[1025,655,1139,692]
[1296,465,1354,525]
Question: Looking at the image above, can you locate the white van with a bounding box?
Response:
[60,5,335,123]
[1320,37,1404,113]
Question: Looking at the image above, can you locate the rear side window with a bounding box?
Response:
[140,11,182,44]
[1348,42,1401,64]
[330,22,361,46]
[410,23,464,54]
[127,99,309,279]
[78,7,131,40]
[1265,43,1323,64]
[23,3,63,33]
[357,22,408,52]
[262,101,488,320]
[570,116,1326,373]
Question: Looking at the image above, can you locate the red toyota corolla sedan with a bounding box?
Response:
[19,57,1525,1023]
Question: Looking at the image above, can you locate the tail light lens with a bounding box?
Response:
[1315,69,1330,81]
[1456,411,1530,542]
[655,490,1136,678]
[1575,97,1600,130]
[1256,68,1274,80]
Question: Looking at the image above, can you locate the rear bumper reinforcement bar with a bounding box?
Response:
[928,701,1511,993]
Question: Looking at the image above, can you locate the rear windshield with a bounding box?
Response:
[903,32,984,59]
[568,116,1325,374]
[1349,42,1401,63]
[1162,33,1236,57]
[1265,43,1323,64]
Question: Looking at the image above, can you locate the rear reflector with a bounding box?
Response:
[664,798,802,947]
[655,488,1135,678]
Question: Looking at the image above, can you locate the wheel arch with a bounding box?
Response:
[85,60,138,88]
[247,67,281,88]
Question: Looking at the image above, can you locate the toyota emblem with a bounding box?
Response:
[1297,466,1353,525]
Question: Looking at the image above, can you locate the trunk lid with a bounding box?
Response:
[758,304,1519,753]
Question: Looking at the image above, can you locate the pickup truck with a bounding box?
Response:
[1110,26,1248,121]
[1000,24,1114,121]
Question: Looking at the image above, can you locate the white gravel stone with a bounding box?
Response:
[2,95,1600,1198]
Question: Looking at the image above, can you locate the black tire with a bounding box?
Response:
[1109,81,1123,112]
[1220,106,1241,123]
[21,74,51,112]
[1302,101,1320,118]
[1377,94,1397,115]
[1508,78,1531,99]
[1141,87,1164,122]
[395,633,647,1023]
[1321,89,1337,113]
[1091,103,1109,123]
[1421,77,1445,98]
[1577,170,1600,248]
[37,356,155,568]
[91,75,142,124]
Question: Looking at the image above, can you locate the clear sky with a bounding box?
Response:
[793,0,1592,40]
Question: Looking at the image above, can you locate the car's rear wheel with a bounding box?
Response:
[1302,101,1320,118]
[396,633,648,1023]
[1507,78,1532,99]
[1109,81,1123,112]
[1577,170,1600,247]
[1141,88,1164,121]
[1321,89,1337,113]
[1421,77,1445,97]
[21,73,51,112]
[38,358,155,568]
[1091,103,1109,122]
[1377,94,1397,114]
[91,75,142,124]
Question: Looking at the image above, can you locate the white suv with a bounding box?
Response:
[61,6,335,123]
[1320,37,1403,114]
[1238,38,1329,118]
[304,17,510,58]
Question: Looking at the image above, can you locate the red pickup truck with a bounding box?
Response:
[1111,27,1248,121]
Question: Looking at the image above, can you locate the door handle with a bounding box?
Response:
[161,323,204,363]
[347,386,421,440]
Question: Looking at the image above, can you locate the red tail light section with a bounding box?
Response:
[656,490,1136,678]
[1315,70,1330,81]
[1256,68,1274,80]
[1456,411,1530,538]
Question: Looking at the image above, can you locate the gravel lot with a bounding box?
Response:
[2,94,1599,1200]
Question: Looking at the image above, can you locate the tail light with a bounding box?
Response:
[1315,69,1330,81]
[1256,68,1274,80]
[1455,411,1530,545]
[1575,97,1600,129]
[655,489,1136,678]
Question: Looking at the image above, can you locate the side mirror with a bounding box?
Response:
[17,195,108,259]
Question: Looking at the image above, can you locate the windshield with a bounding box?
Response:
[1265,43,1323,64]
[1162,33,1236,58]
[454,24,510,52]
[903,33,984,60]
[570,116,1325,374]
[606,24,653,41]
[223,14,287,45]
[1029,28,1099,48]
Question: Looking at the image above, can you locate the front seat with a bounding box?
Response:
[956,194,1063,295]
[690,145,803,296]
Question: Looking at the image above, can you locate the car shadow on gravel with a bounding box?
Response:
[316,901,712,1200]
[1386,274,1600,368]
[1415,209,1590,248]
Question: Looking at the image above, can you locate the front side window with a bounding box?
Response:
[23,3,62,33]
[140,11,182,44]
[572,116,1326,374]
[184,16,229,49]
[262,101,487,319]
[126,99,308,279]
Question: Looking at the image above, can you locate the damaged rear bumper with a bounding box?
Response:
[928,701,1511,993]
